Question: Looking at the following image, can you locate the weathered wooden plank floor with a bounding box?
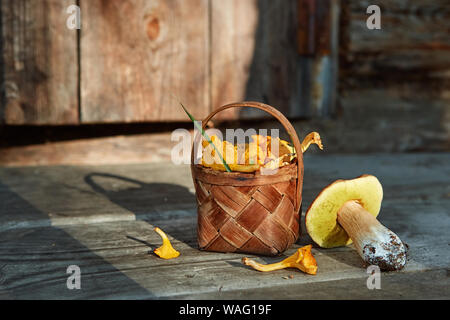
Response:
[0,153,449,299]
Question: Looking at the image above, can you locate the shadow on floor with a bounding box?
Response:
[84,173,198,249]
[0,181,152,299]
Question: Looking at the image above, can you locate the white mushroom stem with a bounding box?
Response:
[337,200,407,271]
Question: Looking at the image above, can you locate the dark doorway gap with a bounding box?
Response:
[0,116,311,148]
[0,122,192,148]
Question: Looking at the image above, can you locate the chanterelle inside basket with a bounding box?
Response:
[201,133,322,173]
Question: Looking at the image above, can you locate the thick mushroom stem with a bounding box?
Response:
[337,200,407,271]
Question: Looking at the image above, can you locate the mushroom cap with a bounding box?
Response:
[305,174,383,248]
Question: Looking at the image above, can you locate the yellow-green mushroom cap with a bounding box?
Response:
[305,175,383,248]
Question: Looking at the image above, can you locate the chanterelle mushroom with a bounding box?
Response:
[154,227,180,259]
[305,175,407,271]
[301,132,323,153]
[242,245,317,275]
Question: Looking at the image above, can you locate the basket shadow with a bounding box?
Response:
[84,173,198,250]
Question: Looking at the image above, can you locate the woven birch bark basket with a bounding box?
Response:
[191,102,304,256]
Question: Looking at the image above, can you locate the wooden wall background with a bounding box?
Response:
[335,0,450,152]
[0,0,339,125]
[80,0,211,123]
[341,0,450,101]
[0,0,449,164]
[1,0,79,124]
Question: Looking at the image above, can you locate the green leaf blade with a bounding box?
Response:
[180,102,232,172]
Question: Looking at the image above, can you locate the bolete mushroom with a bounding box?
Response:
[305,175,407,271]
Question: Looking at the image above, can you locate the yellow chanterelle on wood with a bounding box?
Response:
[242,245,318,275]
[153,227,180,259]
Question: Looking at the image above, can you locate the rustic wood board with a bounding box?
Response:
[80,0,210,123]
[0,162,196,231]
[0,153,449,230]
[0,154,449,298]
[0,87,447,167]
[297,89,450,153]
[211,0,306,119]
[1,153,448,230]
[173,269,449,300]
[209,0,258,120]
[0,0,79,124]
[349,0,450,16]
[0,132,178,167]
[210,0,339,120]
[0,212,448,299]
[340,0,450,98]
[349,8,450,52]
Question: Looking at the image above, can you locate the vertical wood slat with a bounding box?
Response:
[209,0,259,120]
[1,0,338,125]
[211,0,301,120]
[211,0,338,120]
[296,0,339,118]
[80,0,210,123]
[0,0,79,125]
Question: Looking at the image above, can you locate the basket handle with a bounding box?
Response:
[190,101,304,212]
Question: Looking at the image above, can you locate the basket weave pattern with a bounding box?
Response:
[194,174,300,256]
[191,101,304,256]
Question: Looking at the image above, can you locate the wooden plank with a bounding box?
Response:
[299,0,339,118]
[209,0,259,120]
[0,154,449,298]
[210,0,303,119]
[0,88,447,167]
[0,219,448,299]
[0,0,79,124]
[210,0,338,120]
[0,132,177,166]
[317,89,449,152]
[0,153,449,234]
[340,1,450,98]
[348,11,450,53]
[174,269,450,299]
[80,0,210,123]
[297,0,332,56]
[337,2,450,153]
[0,162,197,231]
[345,50,450,77]
[349,0,450,14]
